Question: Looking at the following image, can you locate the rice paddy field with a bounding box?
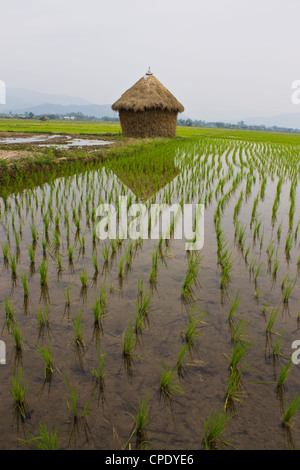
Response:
[1,122,300,450]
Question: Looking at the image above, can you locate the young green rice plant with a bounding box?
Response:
[160,362,184,398]
[231,318,251,344]
[79,268,88,288]
[283,279,296,304]
[63,284,71,307]
[224,367,246,410]
[4,296,14,324]
[133,390,151,435]
[203,408,233,450]
[122,318,136,358]
[265,306,279,335]
[56,253,62,274]
[273,256,279,280]
[36,341,53,378]
[92,253,99,275]
[90,341,105,385]
[36,304,49,329]
[118,257,124,279]
[282,393,300,427]
[65,373,78,421]
[68,245,74,263]
[176,343,190,376]
[102,242,110,264]
[92,295,106,326]
[1,241,9,263]
[9,253,17,278]
[224,337,252,370]
[285,231,293,260]
[277,357,293,388]
[183,308,206,346]
[10,367,28,419]
[27,245,35,266]
[73,310,85,347]
[30,222,38,244]
[20,271,29,298]
[228,291,240,325]
[9,319,22,351]
[181,253,201,297]
[39,259,48,286]
[273,330,285,357]
[18,423,61,450]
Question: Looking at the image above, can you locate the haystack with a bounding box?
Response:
[112,69,184,138]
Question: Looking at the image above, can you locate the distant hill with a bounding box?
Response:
[0,87,118,119]
[11,103,117,119]
[244,113,300,130]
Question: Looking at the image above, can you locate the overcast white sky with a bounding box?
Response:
[1,0,300,121]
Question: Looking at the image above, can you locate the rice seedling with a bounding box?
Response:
[18,424,61,450]
[36,341,53,378]
[9,253,17,278]
[224,367,247,409]
[228,291,240,325]
[4,296,14,324]
[1,241,9,263]
[79,268,88,288]
[160,362,184,398]
[63,284,71,306]
[122,318,136,358]
[36,304,49,328]
[102,243,110,263]
[90,341,105,385]
[273,330,285,357]
[65,373,78,421]
[203,408,233,450]
[181,253,202,297]
[265,306,279,334]
[277,357,293,388]
[118,257,124,279]
[20,271,29,298]
[27,245,35,265]
[224,338,252,370]
[183,308,206,346]
[72,310,85,346]
[133,390,151,435]
[68,245,74,262]
[10,367,28,419]
[283,279,296,304]
[38,259,48,285]
[92,253,99,274]
[176,343,189,375]
[282,393,300,427]
[9,319,22,351]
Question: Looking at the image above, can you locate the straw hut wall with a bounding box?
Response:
[112,70,184,138]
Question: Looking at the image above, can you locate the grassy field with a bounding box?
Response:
[1,119,300,144]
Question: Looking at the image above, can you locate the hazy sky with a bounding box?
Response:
[1,0,300,121]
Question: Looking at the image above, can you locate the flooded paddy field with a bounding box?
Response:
[0,136,300,450]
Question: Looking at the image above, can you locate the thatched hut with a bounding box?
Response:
[112,68,184,138]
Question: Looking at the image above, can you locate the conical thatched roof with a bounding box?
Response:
[112,71,184,114]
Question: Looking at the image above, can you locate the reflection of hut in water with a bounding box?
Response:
[112,68,184,138]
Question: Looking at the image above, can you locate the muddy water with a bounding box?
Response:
[0,134,113,148]
[0,140,300,450]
